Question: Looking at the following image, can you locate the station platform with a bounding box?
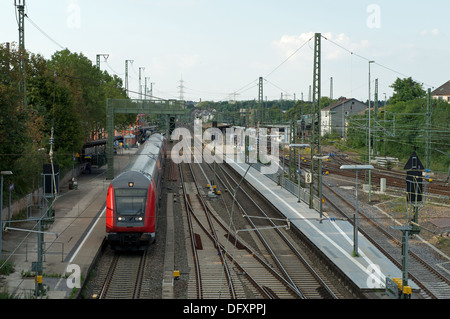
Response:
[1,147,139,299]
[225,158,420,294]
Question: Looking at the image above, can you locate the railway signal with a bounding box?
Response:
[403,151,424,235]
[385,151,427,299]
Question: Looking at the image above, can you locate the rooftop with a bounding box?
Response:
[321,97,366,111]
[431,80,450,96]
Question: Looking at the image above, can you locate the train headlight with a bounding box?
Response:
[118,217,124,221]
[136,217,143,221]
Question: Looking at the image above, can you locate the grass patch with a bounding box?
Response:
[0,260,15,276]
[435,236,450,256]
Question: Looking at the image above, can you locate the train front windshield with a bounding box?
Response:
[114,188,148,215]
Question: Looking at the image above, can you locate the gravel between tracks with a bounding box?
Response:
[81,157,450,299]
[322,174,450,284]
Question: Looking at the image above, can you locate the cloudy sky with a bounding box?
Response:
[1,0,448,102]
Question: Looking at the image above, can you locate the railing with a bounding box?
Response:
[251,163,320,210]
[25,241,64,262]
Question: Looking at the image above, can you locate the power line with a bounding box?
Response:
[219,79,258,101]
[265,35,314,79]
[209,35,315,102]
[234,79,259,94]
[104,60,124,76]
[321,35,436,89]
[264,79,290,95]
[25,15,65,50]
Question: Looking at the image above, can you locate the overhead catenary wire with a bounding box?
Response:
[219,35,314,102]
[321,35,436,89]
[217,79,259,102]
[17,11,164,101]
[104,60,124,76]
[265,35,314,79]
[264,79,290,96]
[25,15,65,50]
[20,12,169,101]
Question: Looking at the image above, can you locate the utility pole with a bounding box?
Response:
[178,76,185,100]
[373,78,379,156]
[258,77,264,123]
[310,33,322,213]
[96,54,109,69]
[124,59,133,97]
[368,61,375,202]
[139,67,145,99]
[280,93,283,124]
[144,77,151,100]
[15,0,27,109]
[330,77,333,102]
[425,88,431,170]
[384,93,387,156]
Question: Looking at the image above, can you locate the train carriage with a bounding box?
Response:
[106,133,166,250]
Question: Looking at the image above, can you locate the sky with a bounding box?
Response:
[1,0,449,103]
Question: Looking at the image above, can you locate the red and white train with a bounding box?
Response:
[106,133,166,250]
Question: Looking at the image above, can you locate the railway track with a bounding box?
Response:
[293,152,450,199]
[322,183,450,299]
[184,155,343,299]
[180,161,309,299]
[95,248,148,299]
[244,143,450,299]
[83,129,447,300]
[216,162,341,299]
[180,162,237,299]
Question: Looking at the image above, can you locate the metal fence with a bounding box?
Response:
[251,163,320,210]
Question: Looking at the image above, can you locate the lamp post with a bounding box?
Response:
[0,171,13,261]
[340,165,373,256]
[289,144,310,203]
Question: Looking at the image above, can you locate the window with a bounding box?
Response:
[114,189,147,215]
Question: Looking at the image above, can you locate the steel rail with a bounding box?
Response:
[98,250,147,299]
[98,253,119,299]
[133,248,148,299]
[323,184,450,299]
[185,162,304,298]
[179,163,203,298]
[187,162,237,299]
[223,163,338,299]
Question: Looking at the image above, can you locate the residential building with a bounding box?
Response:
[321,97,367,137]
[431,80,450,103]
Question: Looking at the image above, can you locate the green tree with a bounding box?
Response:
[345,77,450,172]
[390,77,426,104]
[0,44,52,196]
[47,49,130,163]
[0,43,130,199]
